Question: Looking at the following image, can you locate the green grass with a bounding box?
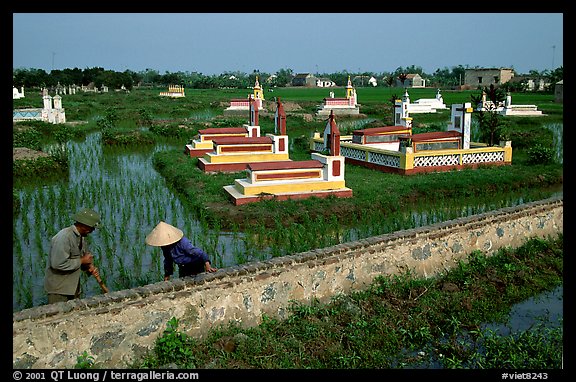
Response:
[13,86,561,122]
[14,87,564,369]
[129,234,563,369]
[13,86,563,307]
[151,147,562,233]
[14,86,561,253]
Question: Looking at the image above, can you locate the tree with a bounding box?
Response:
[140,69,161,85]
[160,72,183,86]
[13,68,50,88]
[125,70,142,89]
[274,68,294,87]
[94,70,131,89]
[546,66,563,92]
[384,76,394,87]
[397,73,408,87]
[329,71,350,87]
[471,84,506,146]
[82,67,105,86]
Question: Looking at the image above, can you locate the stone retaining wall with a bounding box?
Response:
[13,196,563,369]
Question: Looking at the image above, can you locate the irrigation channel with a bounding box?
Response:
[13,129,563,317]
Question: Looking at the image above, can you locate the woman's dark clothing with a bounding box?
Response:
[161,237,210,278]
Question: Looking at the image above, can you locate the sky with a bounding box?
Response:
[12,13,564,76]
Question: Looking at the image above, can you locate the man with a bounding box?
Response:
[44,207,101,304]
[145,221,217,280]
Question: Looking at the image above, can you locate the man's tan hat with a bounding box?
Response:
[145,221,184,247]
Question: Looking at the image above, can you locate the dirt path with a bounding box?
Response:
[13,147,50,161]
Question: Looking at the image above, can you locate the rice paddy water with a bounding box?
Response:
[13,132,248,311]
[544,123,563,164]
[12,129,563,312]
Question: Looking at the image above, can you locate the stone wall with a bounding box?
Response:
[13,196,563,369]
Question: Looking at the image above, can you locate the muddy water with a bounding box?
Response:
[397,285,563,368]
[483,285,563,335]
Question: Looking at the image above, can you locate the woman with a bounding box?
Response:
[145,221,217,280]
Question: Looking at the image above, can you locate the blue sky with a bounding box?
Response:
[13,13,563,75]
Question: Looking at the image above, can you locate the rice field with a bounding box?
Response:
[13,132,249,310]
[12,87,563,312]
[12,128,561,311]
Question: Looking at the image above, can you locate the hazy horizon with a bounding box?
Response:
[13,13,563,76]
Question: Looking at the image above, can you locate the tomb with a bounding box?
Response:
[351,126,412,152]
[411,89,447,111]
[159,85,185,98]
[198,97,290,173]
[185,96,261,157]
[311,101,512,175]
[352,103,413,151]
[224,76,265,115]
[13,86,25,99]
[316,76,360,116]
[224,110,352,205]
[13,88,66,124]
[396,89,446,114]
[477,91,543,116]
[396,102,473,153]
[55,81,66,95]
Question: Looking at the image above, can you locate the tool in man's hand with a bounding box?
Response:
[87,264,109,293]
[82,251,109,293]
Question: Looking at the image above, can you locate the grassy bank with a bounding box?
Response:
[126,234,562,370]
[153,149,562,232]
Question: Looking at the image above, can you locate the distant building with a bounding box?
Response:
[265,74,276,84]
[292,73,317,87]
[396,73,425,88]
[464,68,514,89]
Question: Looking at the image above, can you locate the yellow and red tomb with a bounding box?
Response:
[197,97,291,173]
[185,96,261,157]
[224,110,352,205]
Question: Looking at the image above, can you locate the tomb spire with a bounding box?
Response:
[274,97,287,135]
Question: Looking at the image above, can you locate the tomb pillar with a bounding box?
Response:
[253,76,264,104]
[274,97,287,136]
[249,96,259,127]
[449,102,473,149]
[323,110,340,156]
[345,76,357,106]
[43,93,52,110]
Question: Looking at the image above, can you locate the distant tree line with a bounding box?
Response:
[12,65,563,93]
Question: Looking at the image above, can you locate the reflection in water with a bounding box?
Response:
[544,123,563,164]
[13,132,247,311]
[482,285,563,335]
[394,286,563,369]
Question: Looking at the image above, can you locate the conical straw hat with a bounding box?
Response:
[145,221,184,247]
